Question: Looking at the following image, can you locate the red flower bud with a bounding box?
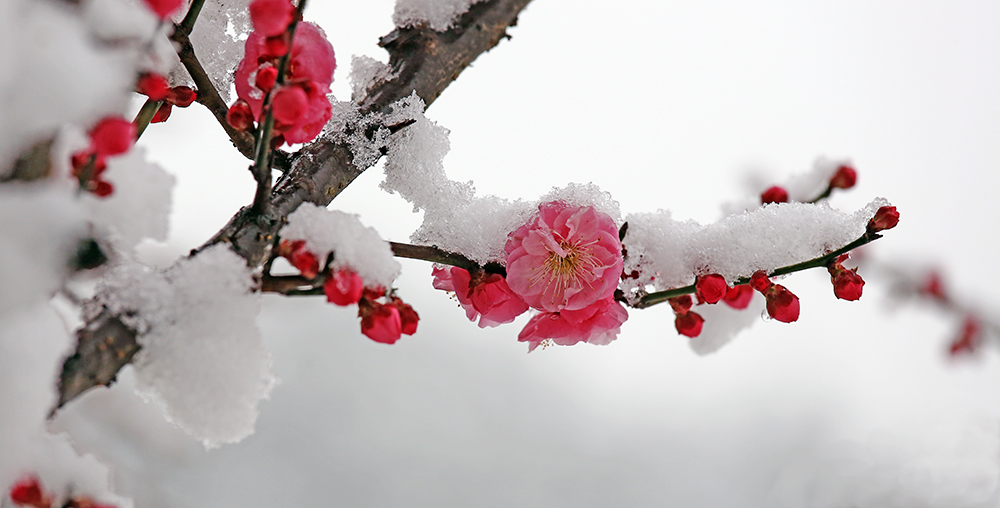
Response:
[141,0,183,19]
[249,0,295,37]
[360,302,402,344]
[829,164,857,189]
[91,180,114,198]
[89,117,135,157]
[749,270,772,293]
[765,285,799,323]
[324,268,364,306]
[949,316,981,356]
[227,100,255,131]
[674,311,704,338]
[264,34,289,59]
[391,298,420,336]
[668,295,693,314]
[761,186,788,204]
[136,72,169,101]
[867,206,899,233]
[922,271,946,301]
[722,284,754,309]
[362,286,386,300]
[254,65,278,94]
[150,102,172,123]
[830,267,865,301]
[167,86,197,107]
[277,240,319,279]
[9,475,50,508]
[695,274,728,304]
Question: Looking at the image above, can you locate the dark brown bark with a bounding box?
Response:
[54,0,534,413]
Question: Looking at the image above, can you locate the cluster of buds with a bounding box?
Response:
[670,295,704,338]
[760,164,858,205]
[8,475,116,508]
[69,117,136,197]
[750,271,800,323]
[827,254,865,301]
[228,0,336,146]
[276,240,418,344]
[136,72,197,123]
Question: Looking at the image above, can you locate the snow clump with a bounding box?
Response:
[393,0,485,31]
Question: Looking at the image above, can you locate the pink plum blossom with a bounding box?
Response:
[432,266,528,327]
[517,297,628,352]
[234,22,336,145]
[505,202,624,312]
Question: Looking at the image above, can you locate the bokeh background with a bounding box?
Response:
[54,0,1000,506]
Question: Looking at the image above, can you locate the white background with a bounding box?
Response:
[56,1,1000,506]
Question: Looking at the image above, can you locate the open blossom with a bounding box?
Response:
[234,22,336,145]
[505,202,624,313]
[517,297,628,352]
[432,266,528,327]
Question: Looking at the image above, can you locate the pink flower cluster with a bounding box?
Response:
[229,0,336,147]
[433,202,628,351]
[277,240,418,344]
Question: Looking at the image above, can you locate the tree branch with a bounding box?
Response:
[55,0,535,413]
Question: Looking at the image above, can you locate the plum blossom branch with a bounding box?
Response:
[632,229,885,309]
[57,0,535,412]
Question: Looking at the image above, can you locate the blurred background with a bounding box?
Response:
[54,0,1000,506]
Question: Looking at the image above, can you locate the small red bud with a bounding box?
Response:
[362,286,386,300]
[324,269,364,306]
[226,100,255,131]
[867,206,899,233]
[150,102,172,123]
[749,270,773,293]
[254,65,278,94]
[668,295,693,314]
[921,271,947,300]
[831,267,865,301]
[391,298,420,336]
[695,274,728,304]
[949,316,981,356]
[89,117,135,157]
[722,285,754,310]
[141,0,183,19]
[829,165,857,189]
[167,86,197,107]
[765,285,800,323]
[9,475,50,508]
[360,302,402,344]
[136,72,169,101]
[91,180,114,198]
[761,186,788,204]
[674,311,704,338]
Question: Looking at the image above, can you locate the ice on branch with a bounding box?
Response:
[622,198,891,296]
[373,94,620,264]
[393,0,484,31]
[93,246,275,448]
[349,55,391,102]
[281,204,401,287]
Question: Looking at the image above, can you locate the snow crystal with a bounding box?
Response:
[0,0,136,174]
[393,0,485,31]
[622,198,891,296]
[170,0,252,103]
[95,246,275,448]
[349,55,391,102]
[0,184,85,311]
[281,203,401,287]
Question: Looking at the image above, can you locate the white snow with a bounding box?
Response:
[94,246,275,448]
[281,203,401,287]
[349,55,392,102]
[621,198,891,298]
[170,0,252,103]
[393,0,484,31]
